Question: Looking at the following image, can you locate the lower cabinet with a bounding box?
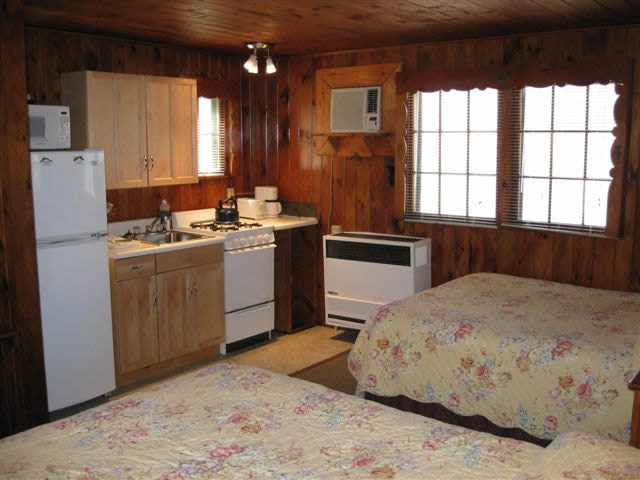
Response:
[157,268,196,362]
[110,243,224,386]
[115,274,159,372]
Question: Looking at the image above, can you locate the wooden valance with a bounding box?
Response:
[396,60,631,94]
[314,134,394,158]
[196,78,240,100]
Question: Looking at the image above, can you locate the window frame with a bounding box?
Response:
[405,89,501,227]
[398,60,631,238]
[197,96,227,178]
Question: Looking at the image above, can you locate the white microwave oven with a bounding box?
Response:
[28,104,71,150]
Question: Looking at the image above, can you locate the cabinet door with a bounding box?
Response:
[169,78,198,184]
[146,77,197,186]
[157,269,198,361]
[115,276,158,374]
[88,72,147,189]
[190,262,225,348]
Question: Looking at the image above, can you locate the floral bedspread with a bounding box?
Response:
[1,362,543,479]
[348,273,640,442]
[515,431,640,479]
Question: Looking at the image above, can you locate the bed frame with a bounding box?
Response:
[629,372,640,448]
[364,393,551,447]
[368,383,640,449]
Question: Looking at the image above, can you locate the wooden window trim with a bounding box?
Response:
[396,60,633,238]
[196,78,241,180]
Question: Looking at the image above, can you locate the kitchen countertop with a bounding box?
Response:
[108,215,317,260]
[259,215,318,230]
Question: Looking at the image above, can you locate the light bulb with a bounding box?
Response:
[265,56,276,74]
[243,53,257,73]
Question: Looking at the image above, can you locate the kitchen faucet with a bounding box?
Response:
[146,199,172,233]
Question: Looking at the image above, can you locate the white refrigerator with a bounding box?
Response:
[31,149,115,412]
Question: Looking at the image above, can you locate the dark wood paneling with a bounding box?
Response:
[274,226,317,333]
[282,26,640,313]
[25,27,284,220]
[22,0,640,55]
[0,0,49,437]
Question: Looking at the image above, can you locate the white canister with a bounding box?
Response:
[255,186,278,201]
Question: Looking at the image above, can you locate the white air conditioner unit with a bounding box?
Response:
[330,87,381,133]
[323,232,431,330]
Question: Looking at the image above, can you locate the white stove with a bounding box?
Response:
[173,209,275,352]
[173,208,275,250]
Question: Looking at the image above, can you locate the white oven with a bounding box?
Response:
[224,243,275,346]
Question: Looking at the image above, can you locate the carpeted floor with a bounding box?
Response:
[290,350,357,394]
[51,326,360,421]
[226,326,356,375]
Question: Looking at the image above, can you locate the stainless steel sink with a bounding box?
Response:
[140,230,206,245]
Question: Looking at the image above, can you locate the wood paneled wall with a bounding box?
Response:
[24,27,288,221]
[279,26,640,322]
[0,0,48,437]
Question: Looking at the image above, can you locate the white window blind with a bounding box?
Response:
[197,97,226,176]
[503,84,618,235]
[405,89,500,226]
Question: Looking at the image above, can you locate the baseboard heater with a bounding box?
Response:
[323,232,431,330]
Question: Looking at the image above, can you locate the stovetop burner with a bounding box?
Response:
[189,220,263,232]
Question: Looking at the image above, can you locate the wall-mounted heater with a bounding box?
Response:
[323,232,431,330]
[330,86,381,133]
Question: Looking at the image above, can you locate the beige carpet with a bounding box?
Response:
[291,351,357,394]
[226,326,354,375]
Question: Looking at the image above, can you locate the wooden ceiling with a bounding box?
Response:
[24,0,640,55]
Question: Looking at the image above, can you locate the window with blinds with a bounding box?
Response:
[405,89,500,226]
[503,84,618,235]
[197,97,226,176]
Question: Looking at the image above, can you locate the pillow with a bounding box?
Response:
[513,432,640,480]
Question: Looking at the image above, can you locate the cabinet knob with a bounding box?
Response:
[149,156,155,171]
[143,155,148,170]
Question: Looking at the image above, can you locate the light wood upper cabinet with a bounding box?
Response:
[61,71,197,190]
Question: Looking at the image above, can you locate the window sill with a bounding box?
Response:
[402,217,619,239]
[403,218,498,230]
[500,223,616,239]
[198,174,233,180]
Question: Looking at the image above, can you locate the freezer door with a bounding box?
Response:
[31,150,107,241]
[37,236,115,411]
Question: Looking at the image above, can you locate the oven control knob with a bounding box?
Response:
[264,234,272,244]
[239,237,248,248]
[249,235,257,246]
[233,238,242,249]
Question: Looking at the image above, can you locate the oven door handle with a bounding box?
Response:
[225,244,276,254]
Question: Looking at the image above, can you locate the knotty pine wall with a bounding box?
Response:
[24,27,288,222]
[279,26,640,322]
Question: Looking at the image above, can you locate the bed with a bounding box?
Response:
[1,362,639,479]
[348,273,640,444]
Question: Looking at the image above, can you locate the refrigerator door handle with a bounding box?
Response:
[37,232,107,247]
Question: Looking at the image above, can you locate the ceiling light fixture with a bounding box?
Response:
[244,42,276,75]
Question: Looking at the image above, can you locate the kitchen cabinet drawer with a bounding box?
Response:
[114,255,156,281]
[156,244,222,273]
